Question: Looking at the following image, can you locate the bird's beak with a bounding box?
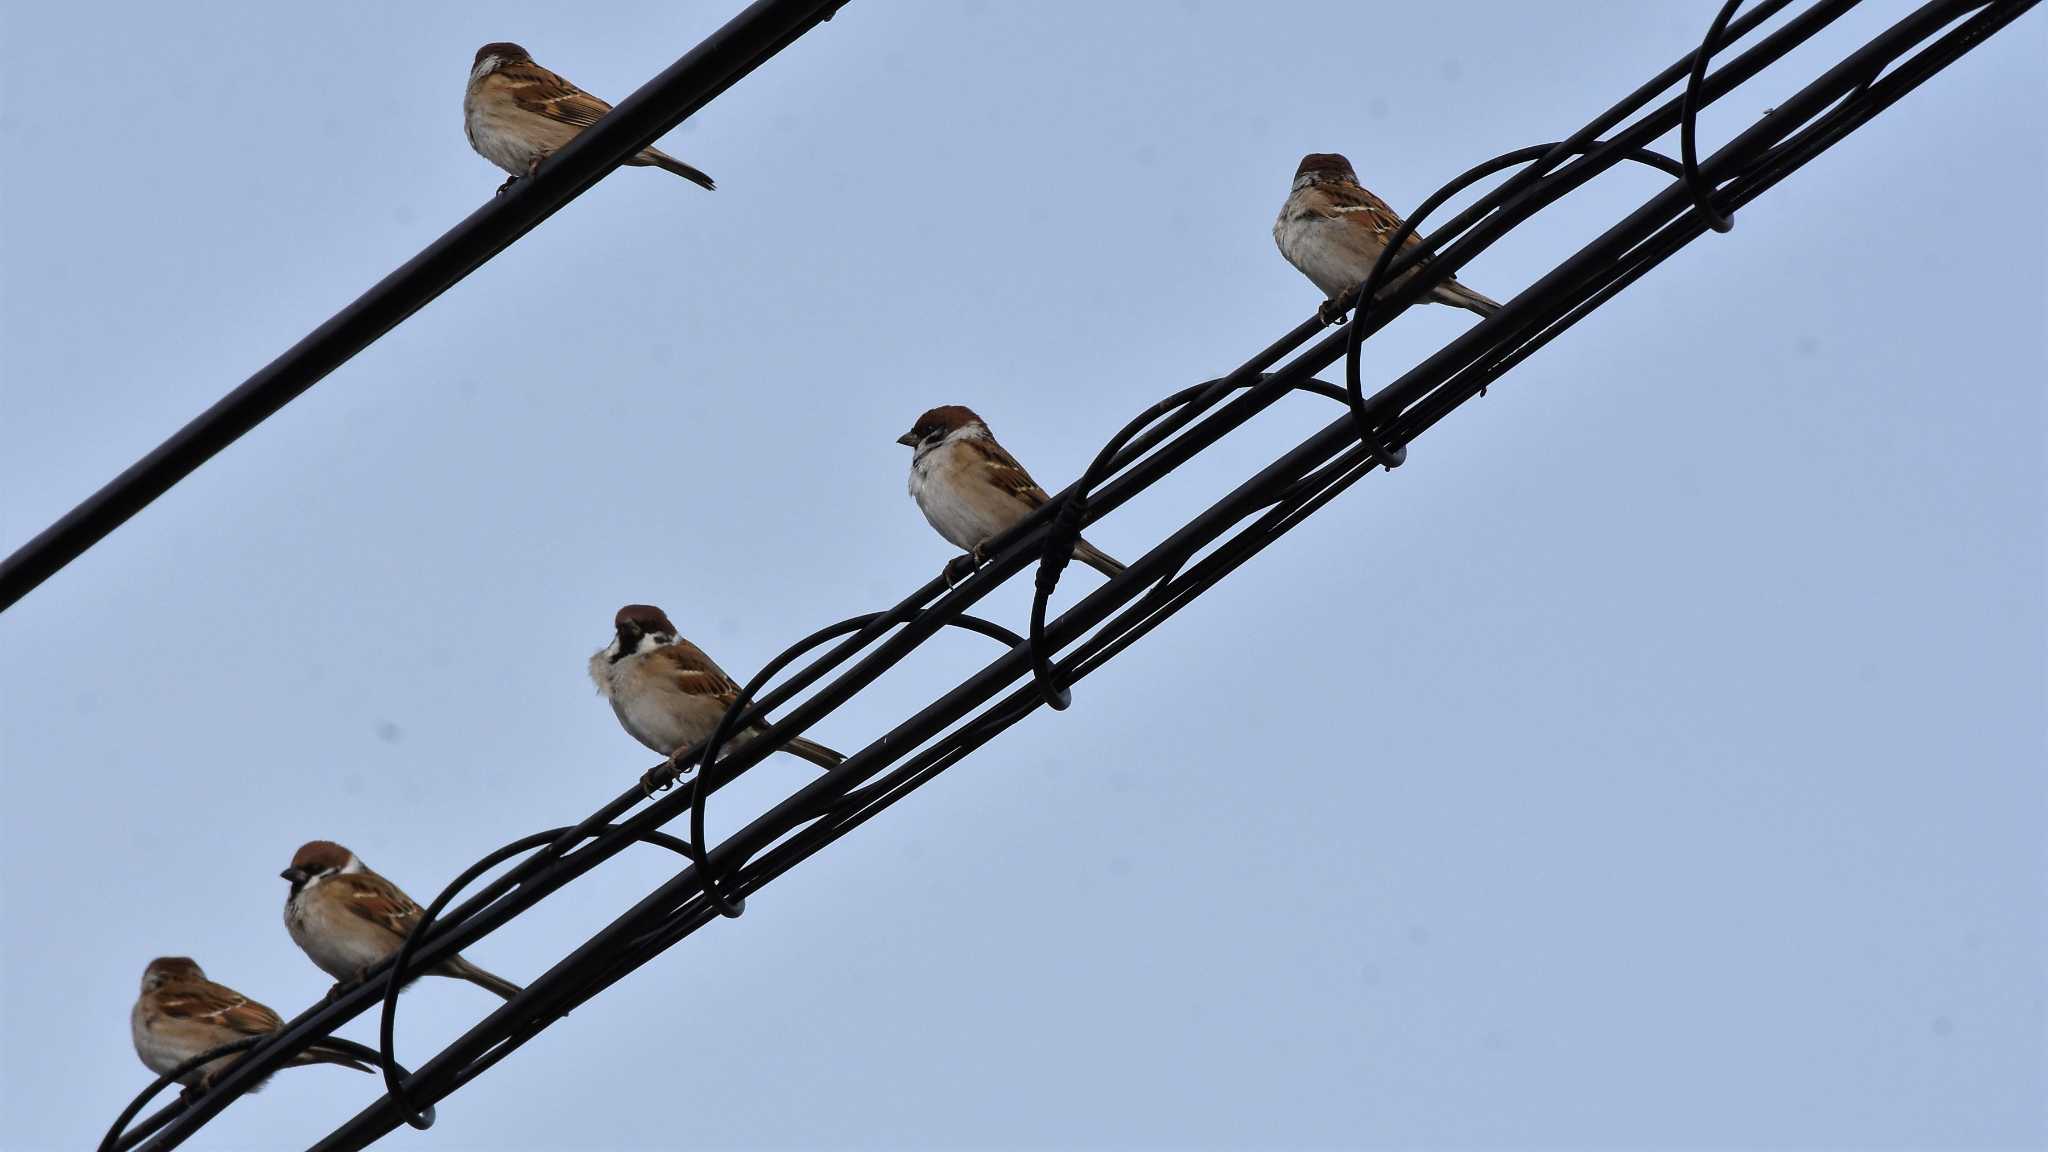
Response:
[280,867,307,884]
[896,431,919,447]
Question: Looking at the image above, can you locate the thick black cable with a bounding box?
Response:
[0,0,850,613]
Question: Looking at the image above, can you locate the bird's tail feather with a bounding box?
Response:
[298,1044,376,1075]
[632,148,716,191]
[1432,279,1501,317]
[784,735,844,769]
[445,957,523,1000]
[1073,539,1125,579]
[203,1060,276,1094]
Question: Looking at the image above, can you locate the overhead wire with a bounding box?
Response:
[0,0,850,613]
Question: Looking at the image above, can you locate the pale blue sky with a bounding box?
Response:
[2,2,2043,1149]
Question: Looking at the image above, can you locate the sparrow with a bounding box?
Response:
[898,405,1124,578]
[591,604,844,787]
[1274,152,1501,322]
[132,957,371,1092]
[465,42,715,194]
[281,841,522,999]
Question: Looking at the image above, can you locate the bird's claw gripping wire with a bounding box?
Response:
[942,551,982,589]
[639,755,692,798]
[1317,298,1351,327]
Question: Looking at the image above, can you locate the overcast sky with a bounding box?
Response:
[2,2,2042,1149]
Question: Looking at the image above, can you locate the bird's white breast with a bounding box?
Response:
[286,877,393,981]
[463,78,544,176]
[598,651,723,756]
[909,438,1013,553]
[131,1002,185,1076]
[1274,207,1370,299]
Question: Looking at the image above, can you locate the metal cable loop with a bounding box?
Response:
[1337,143,1685,454]
[688,610,1027,917]
[1681,0,1749,232]
[1027,496,1088,708]
[1024,376,1353,706]
[103,1037,259,1152]
[0,0,851,614]
[376,826,697,1127]
[632,593,970,799]
[102,1035,420,1152]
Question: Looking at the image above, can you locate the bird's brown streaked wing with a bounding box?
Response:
[333,873,425,940]
[661,641,745,705]
[158,983,285,1036]
[496,61,615,128]
[1321,183,1428,250]
[963,438,1051,508]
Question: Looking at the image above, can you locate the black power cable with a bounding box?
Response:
[0,0,849,613]
[92,2,2037,1149]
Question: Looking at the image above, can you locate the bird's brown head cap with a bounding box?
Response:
[142,957,204,991]
[1294,153,1358,184]
[898,405,986,448]
[474,42,531,69]
[614,604,677,635]
[281,840,354,887]
[611,605,680,656]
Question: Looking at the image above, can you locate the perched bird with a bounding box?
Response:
[898,405,1124,578]
[591,605,844,785]
[464,41,715,193]
[1274,152,1500,322]
[281,841,521,999]
[131,957,371,1091]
